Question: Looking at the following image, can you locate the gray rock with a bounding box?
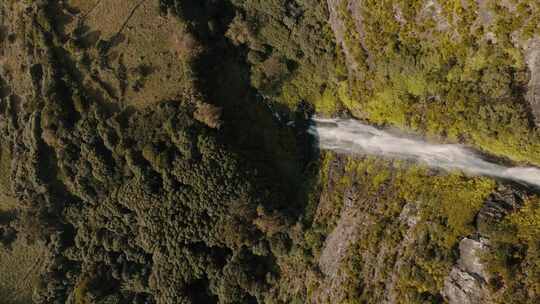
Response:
[399,202,419,228]
[458,238,488,280]
[443,238,491,304]
[443,267,491,304]
[327,0,360,77]
[525,37,540,126]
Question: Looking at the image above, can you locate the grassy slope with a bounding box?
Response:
[482,195,540,303]
[0,147,45,304]
[0,146,15,211]
[0,0,538,303]
[232,0,540,165]
[220,1,540,302]
[61,0,198,109]
[332,0,540,166]
[319,154,495,302]
[270,152,539,303]
[0,239,47,304]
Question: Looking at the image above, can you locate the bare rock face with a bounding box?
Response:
[443,238,491,304]
[326,0,451,80]
[315,186,363,303]
[444,267,490,304]
[458,238,488,279]
[385,203,420,304]
[326,0,362,78]
[525,37,540,126]
[315,186,423,304]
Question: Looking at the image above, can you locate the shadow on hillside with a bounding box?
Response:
[167,0,322,215]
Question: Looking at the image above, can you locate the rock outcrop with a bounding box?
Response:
[525,37,540,126]
[443,186,526,304]
[315,186,363,303]
[443,238,491,304]
[326,0,363,78]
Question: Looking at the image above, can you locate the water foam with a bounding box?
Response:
[309,117,540,187]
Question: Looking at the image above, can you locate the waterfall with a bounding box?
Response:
[309,117,540,188]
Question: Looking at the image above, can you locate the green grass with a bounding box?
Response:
[0,145,16,211]
[56,0,198,109]
[343,157,495,249]
[271,153,496,303]
[0,238,47,304]
[0,145,11,195]
[0,146,42,303]
[330,0,540,166]
[480,196,540,303]
[308,155,495,302]
[233,0,540,165]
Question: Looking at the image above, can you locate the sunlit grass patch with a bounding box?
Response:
[0,238,47,304]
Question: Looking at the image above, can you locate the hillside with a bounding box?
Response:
[0,1,539,304]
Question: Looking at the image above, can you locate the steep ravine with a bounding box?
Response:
[1,1,539,304]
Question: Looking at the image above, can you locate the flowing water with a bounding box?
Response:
[309,117,540,188]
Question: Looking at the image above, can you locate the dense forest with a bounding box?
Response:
[0,0,539,304]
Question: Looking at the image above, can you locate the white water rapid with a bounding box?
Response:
[309,117,540,188]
